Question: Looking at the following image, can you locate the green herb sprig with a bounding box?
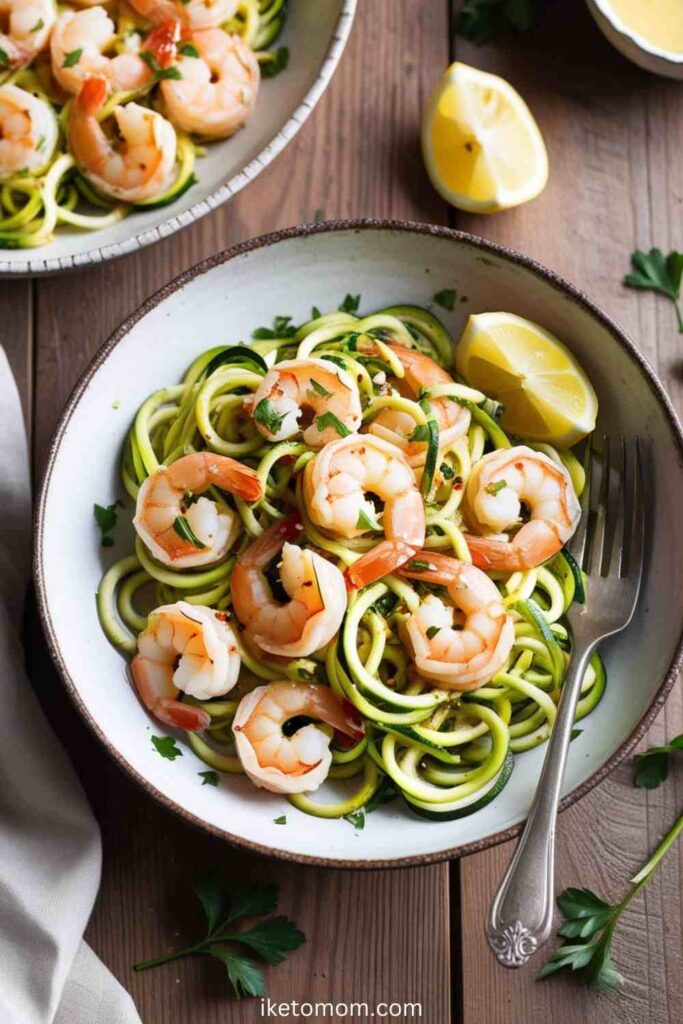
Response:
[94,502,120,547]
[456,0,540,44]
[634,734,683,789]
[134,878,305,998]
[624,248,683,333]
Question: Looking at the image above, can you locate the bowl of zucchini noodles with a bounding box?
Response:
[35,221,683,867]
[0,0,355,276]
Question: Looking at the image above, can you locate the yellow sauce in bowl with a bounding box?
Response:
[607,0,683,54]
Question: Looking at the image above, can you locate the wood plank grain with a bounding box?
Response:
[1,281,32,429]
[452,3,683,1022]
[31,3,454,1022]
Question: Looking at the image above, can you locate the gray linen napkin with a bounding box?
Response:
[0,347,142,1024]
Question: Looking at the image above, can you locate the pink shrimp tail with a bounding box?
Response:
[334,699,365,745]
[344,539,417,591]
[130,654,210,731]
[144,18,181,70]
[77,75,109,116]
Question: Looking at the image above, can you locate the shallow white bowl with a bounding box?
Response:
[35,222,683,867]
[1,1,355,277]
[587,0,683,79]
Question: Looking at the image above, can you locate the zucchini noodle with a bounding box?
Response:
[0,1,289,249]
[96,304,606,824]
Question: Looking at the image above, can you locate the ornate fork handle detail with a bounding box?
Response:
[489,921,538,967]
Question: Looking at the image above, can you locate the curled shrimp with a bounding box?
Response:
[0,85,58,179]
[463,446,581,571]
[233,681,364,794]
[134,451,262,568]
[303,433,426,589]
[69,74,178,203]
[158,29,259,139]
[0,0,55,71]
[231,514,347,658]
[246,358,363,449]
[128,0,238,30]
[399,551,514,690]
[132,601,241,730]
[51,9,177,95]
[368,344,470,467]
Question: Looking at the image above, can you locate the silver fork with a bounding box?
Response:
[485,435,645,968]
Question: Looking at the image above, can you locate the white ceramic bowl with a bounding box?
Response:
[35,222,683,867]
[0,1,356,277]
[587,0,683,78]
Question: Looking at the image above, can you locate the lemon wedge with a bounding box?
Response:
[455,312,598,446]
[421,62,548,214]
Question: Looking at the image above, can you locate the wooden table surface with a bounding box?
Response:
[5,2,682,1021]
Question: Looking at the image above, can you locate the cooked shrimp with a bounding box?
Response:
[246,358,363,449]
[399,551,514,690]
[132,601,241,730]
[368,345,470,467]
[303,433,426,589]
[129,0,238,30]
[69,74,178,202]
[233,681,364,794]
[463,446,581,571]
[51,8,176,95]
[0,85,58,180]
[231,515,347,658]
[158,29,259,139]
[0,0,55,71]
[134,451,262,568]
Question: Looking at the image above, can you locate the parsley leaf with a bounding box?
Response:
[199,770,219,786]
[253,398,288,434]
[440,461,455,480]
[485,479,507,496]
[252,314,298,340]
[456,0,540,43]
[308,378,331,399]
[273,814,287,825]
[339,293,361,314]
[0,48,9,67]
[140,50,183,81]
[151,735,183,760]
[172,515,207,549]
[260,46,289,79]
[345,777,399,830]
[624,248,683,332]
[433,288,457,311]
[316,411,352,437]
[406,559,433,572]
[634,734,683,789]
[133,878,305,999]
[356,508,381,531]
[30,18,45,33]
[539,813,683,993]
[94,502,119,547]
[426,625,441,639]
[311,305,322,319]
[344,808,365,830]
[179,41,200,58]
[63,48,83,68]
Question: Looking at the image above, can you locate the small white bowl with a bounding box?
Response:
[0,1,356,277]
[587,0,683,78]
[35,222,683,867]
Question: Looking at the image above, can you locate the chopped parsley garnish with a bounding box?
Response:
[260,46,289,79]
[406,559,433,572]
[30,18,45,33]
[433,288,457,311]
[0,48,8,67]
[426,625,441,639]
[36,135,46,153]
[63,48,83,68]
[273,815,287,825]
[316,411,351,437]
[311,305,322,319]
[140,50,182,81]
[133,877,305,998]
[253,397,288,434]
[624,247,683,333]
[485,479,507,496]
[94,502,119,548]
[152,735,183,760]
[252,314,298,340]
[356,508,381,532]
[457,0,540,44]
[179,42,200,58]
[440,461,455,480]
[344,777,399,830]
[409,423,432,442]
[199,770,219,787]
[338,293,361,314]
[308,378,331,399]
[172,515,207,549]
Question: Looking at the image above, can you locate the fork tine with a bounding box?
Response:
[609,436,627,577]
[629,438,646,590]
[566,437,593,568]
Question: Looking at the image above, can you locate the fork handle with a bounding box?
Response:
[485,642,595,967]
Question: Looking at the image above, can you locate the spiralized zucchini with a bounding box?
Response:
[97,303,606,823]
[0,0,289,249]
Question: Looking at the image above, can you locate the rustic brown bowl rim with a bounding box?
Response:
[34,219,683,869]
